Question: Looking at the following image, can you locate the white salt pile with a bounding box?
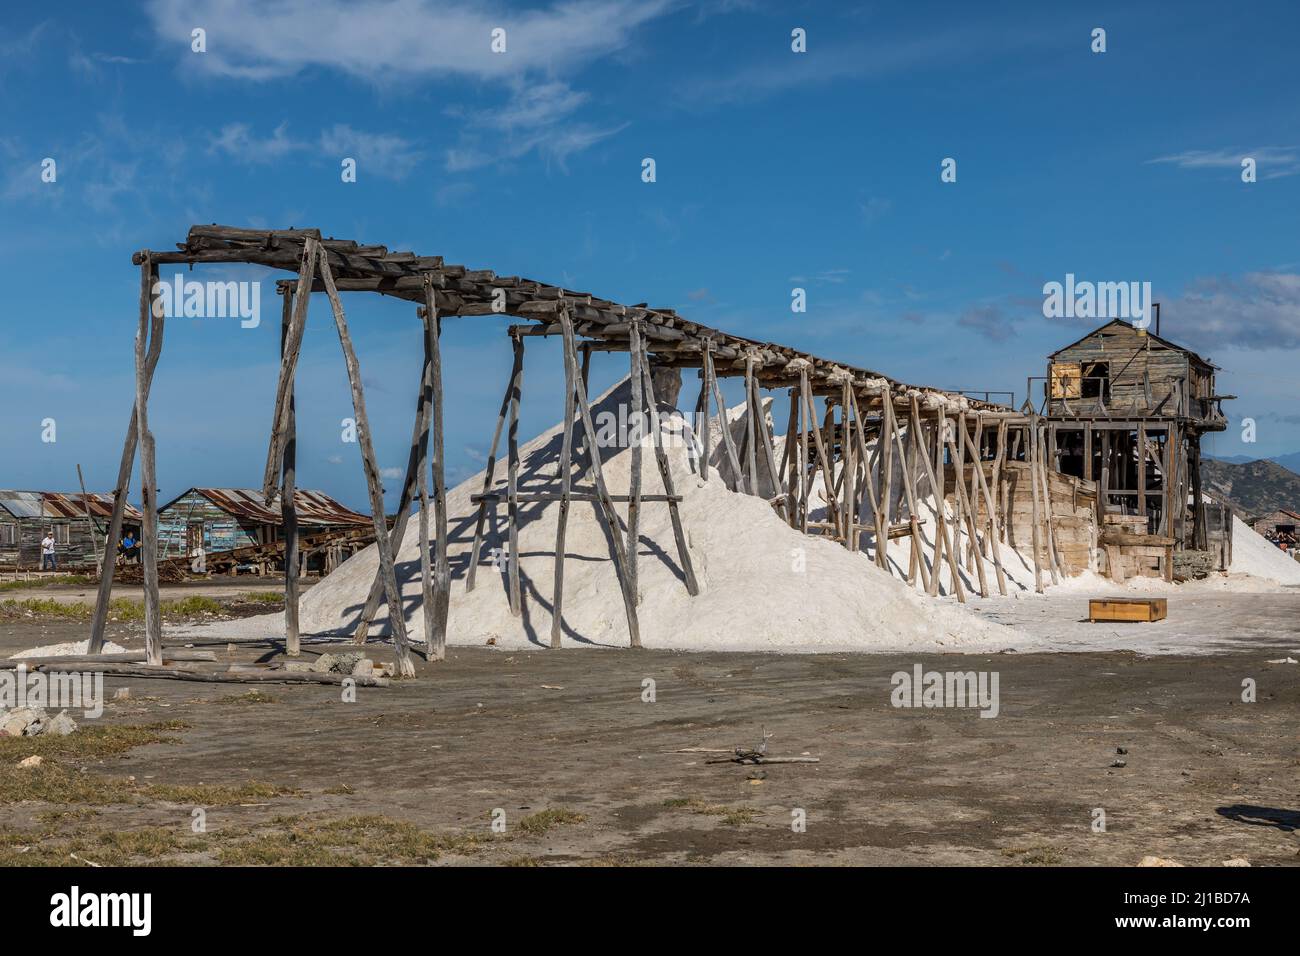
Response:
[292,377,1020,654]
[1227,514,1300,585]
[11,639,128,658]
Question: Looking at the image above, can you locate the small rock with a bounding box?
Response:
[1116,747,1128,755]
[313,651,365,674]
[42,710,77,737]
[1137,856,1183,867]
[284,661,315,673]
[17,755,42,769]
[1223,858,1250,867]
[1110,759,1127,768]
[112,688,131,701]
[1,707,47,737]
[351,658,375,678]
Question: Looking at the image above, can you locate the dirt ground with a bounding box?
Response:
[1,589,1297,866]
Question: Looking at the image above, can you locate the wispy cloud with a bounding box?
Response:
[147,0,675,82]
[1166,272,1300,351]
[148,1,673,170]
[1147,146,1300,180]
[208,122,422,179]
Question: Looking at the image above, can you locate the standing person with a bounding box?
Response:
[41,530,57,571]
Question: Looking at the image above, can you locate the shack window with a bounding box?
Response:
[1081,361,1110,402]
[54,525,71,545]
[0,524,15,546]
[1050,362,1081,400]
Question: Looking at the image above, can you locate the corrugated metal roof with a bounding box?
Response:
[161,488,371,527]
[0,490,143,521]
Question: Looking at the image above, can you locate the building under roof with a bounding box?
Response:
[0,490,143,568]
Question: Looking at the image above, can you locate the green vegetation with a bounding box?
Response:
[0,575,95,592]
[661,797,759,826]
[0,595,224,622]
[237,591,283,604]
[214,815,481,866]
[516,807,586,836]
[214,691,276,705]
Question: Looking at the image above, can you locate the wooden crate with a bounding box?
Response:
[1088,598,1167,623]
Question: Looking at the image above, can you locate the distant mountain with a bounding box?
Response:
[1204,450,1300,471]
[1200,458,1300,522]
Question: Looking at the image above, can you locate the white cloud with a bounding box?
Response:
[146,0,675,81]
[209,122,304,163]
[1166,272,1300,351]
[1147,147,1300,180]
[149,1,670,170]
[319,124,422,180]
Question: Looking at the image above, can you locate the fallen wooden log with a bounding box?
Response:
[704,755,821,765]
[0,650,217,669]
[12,661,391,687]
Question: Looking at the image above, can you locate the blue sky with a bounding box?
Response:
[1,0,1297,512]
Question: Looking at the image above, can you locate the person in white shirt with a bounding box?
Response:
[41,531,57,571]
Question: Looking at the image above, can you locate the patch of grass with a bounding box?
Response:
[1001,845,1064,865]
[0,575,94,592]
[323,783,355,795]
[516,807,586,836]
[0,595,223,622]
[215,815,481,866]
[0,760,301,808]
[214,691,276,705]
[237,591,283,604]
[661,797,758,826]
[0,825,206,867]
[503,855,543,867]
[0,721,189,761]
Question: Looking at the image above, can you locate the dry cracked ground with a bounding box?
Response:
[0,587,1298,867]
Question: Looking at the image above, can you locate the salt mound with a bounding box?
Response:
[1229,514,1300,585]
[297,377,1019,653]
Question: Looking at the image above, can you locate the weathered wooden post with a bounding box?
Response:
[135,254,164,665]
[423,281,450,661]
[279,288,300,656]
[315,244,415,677]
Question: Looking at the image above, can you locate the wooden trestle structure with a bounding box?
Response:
[85,225,1067,669]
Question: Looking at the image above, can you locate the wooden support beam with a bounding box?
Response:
[262,238,319,498]
[753,375,784,511]
[421,281,450,660]
[135,256,165,665]
[710,351,744,493]
[889,398,930,592]
[744,354,759,495]
[945,422,988,597]
[551,310,578,648]
[280,290,300,656]
[961,419,1007,596]
[559,307,641,647]
[88,407,139,654]
[841,380,857,550]
[506,334,524,616]
[465,338,522,593]
[639,346,700,596]
[628,318,644,604]
[352,324,433,643]
[697,343,713,481]
[316,244,415,677]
